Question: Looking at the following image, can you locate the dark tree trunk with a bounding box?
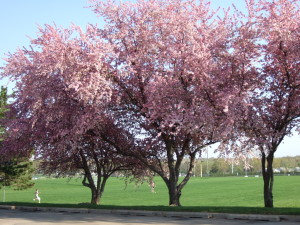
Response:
[86,175,108,205]
[98,176,108,205]
[82,173,101,205]
[167,181,182,206]
[163,142,196,207]
[261,151,274,208]
[80,150,102,205]
[90,187,100,205]
[163,170,182,206]
[163,136,182,207]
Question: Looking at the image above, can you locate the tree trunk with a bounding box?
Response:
[90,187,100,205]
[164,153,195,206]
[80,150,102,205]
[98,176,108,205]
[82,173,101,205]
[160,136,195,207]
[167,181,181,206]
[261,151,274,208]
[86,174,109,205]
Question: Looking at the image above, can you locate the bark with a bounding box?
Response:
[80,150,101,205]
[99,176,108,204]
[261,151,274,208]
[166,180,182,206]
[90,176,108,204]
[90,186,100,205]
[82,173,100,204]
[163,137,196,206]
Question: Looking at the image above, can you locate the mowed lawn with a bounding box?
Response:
[1,176,300,208]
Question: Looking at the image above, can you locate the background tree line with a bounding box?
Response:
[180,156,300,177]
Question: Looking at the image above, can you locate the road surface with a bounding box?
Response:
[0,209,299,225]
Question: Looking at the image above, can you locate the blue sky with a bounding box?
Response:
[0,0,246,63]
[0,0,299,157]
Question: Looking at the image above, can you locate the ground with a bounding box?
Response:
[1,209,300,225]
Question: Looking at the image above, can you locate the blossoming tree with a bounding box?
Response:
[0,24,142,204]
[235,0,300,208]
[88,0,256,206]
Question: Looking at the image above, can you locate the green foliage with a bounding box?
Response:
[0,86,35,190]
[0,86,8,142]
[0,159,35,190]
[0,86,8,110]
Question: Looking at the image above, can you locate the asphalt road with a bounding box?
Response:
[0,210,300,225]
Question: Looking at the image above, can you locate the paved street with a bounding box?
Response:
[0,209,299,225]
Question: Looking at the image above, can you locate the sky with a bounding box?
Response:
[0,0,299,157]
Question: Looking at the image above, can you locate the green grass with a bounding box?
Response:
[1,176,300,215]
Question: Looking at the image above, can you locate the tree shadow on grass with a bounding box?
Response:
[1,202,300,215]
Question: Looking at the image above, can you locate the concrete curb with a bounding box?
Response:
[1,205,300,222]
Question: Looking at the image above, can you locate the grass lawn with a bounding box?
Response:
[1,175,300,215]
